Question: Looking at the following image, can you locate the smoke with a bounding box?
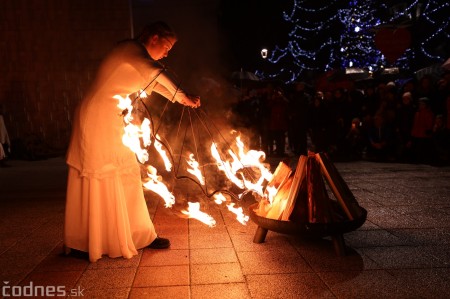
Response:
[132,1,267,214]
[132,0,261,158]
[132,0,239,111]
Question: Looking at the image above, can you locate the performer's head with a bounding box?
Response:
[137,21,177,60]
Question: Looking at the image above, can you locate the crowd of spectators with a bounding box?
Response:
[231,71,450,166]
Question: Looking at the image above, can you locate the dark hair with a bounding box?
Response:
[136,21,177,43]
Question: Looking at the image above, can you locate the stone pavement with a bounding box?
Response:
[1,156,449,298]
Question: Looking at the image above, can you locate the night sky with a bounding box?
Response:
[219,0,449,78]
[217,0,291,71]
[133,0,448,91]
[130,0,291,95]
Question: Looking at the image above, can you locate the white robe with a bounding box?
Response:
[64,40,186,262]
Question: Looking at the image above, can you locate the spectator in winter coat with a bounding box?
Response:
[410,97,435,164]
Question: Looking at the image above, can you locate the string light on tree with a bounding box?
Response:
[338,0,382,69]
[257,0,449,83]
[381,0,449,70]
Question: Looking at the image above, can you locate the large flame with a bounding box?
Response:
[210,134,273,197]
[186,153,205,185]
[210,142,246,189]
[142,165,176,208]
[116,93,274,226]
[154,134,172,172]
[114,94,151,164]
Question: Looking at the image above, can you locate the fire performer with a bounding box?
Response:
[64,21,200,262]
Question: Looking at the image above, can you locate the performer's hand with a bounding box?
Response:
[184,95,201,108]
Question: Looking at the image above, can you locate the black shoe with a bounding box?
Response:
[62,247,89,260]
[148,237,170,249]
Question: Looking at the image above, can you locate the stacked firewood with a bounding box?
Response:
[255,152,364,223]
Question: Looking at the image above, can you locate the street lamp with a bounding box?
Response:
[261,48,268,59]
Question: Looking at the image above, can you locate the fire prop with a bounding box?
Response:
[115,91,272,226]
[115,89,366,252]
[250,152,367,256]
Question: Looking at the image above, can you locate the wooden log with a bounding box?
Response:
[265,176,293,220]
[254,198,271,217]
[281,155,308,220]
[287,177,308,223]
[307,156,332,223]
[256,161,292,218]
[315,152,363,220]
[266,160,292,191]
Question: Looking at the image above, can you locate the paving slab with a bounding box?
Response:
[1,157,449,298]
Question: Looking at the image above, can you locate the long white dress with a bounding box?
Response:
[65,40,186,262]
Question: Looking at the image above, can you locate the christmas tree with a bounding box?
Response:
[405,0,449,70]
[259,0,344,83]
[260,0,449,83]
[339,0,383,70]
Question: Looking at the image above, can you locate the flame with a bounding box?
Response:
[181,202,216,227]
[141,118,151,147]
[154,134,172,171]
[186,153,205,185]
[139,89,148,98]
[114,94,152,164]
[115,93,176,206]
[235,136,272,181]
[210,142,245,189]
[213,192,249,225]
[213,192,227,204]
[115,94,132,114]
[226,203,249,225]
[265,185,278,205]
[115,92,273,227]
[142,166,175,208]
[210,135,273,197]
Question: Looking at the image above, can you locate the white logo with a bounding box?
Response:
[1,281,85,297]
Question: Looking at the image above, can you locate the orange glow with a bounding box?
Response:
[116,93,275,226]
